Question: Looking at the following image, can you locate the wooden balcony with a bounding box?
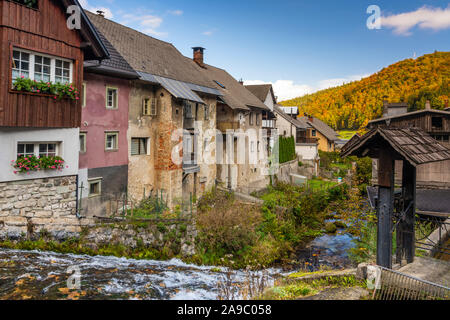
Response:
[217,121,240,132]
[296,137,319,144]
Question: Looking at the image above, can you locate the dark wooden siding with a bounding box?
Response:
[370,113,450,134]
[0,0,84,128]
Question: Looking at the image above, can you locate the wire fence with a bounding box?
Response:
[372,266,450,300]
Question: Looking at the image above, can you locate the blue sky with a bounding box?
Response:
[79,0,450,100]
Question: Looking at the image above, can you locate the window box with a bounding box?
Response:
[12,155,66,174]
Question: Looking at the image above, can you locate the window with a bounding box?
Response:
[256,113,260,126]
[17,142,60,159]
[250,141,255,152]
[12,49,73,83]
[81,83,87,108]
[11,0,39,9]
[131,138,149,156]
[79,133,87,153]
[312,130,317,137]
[106,87,118,109]
[39,143,57,157]
[34,55,51,82]
[88,178,102,197]
[432,117,443,129]
[257,141,260,152]
[214,80,226,89]
[249,112,254,125]
[105,132,119,151]
[142,98,150,115]
[17,143,34,158]
[12,50,30,79]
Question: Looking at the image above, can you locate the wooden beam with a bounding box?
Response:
[402,161,416,264]
[377,149,394,268]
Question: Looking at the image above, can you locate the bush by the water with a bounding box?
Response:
[193,184,350,269]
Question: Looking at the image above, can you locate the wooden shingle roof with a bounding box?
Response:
[341,127,450,166]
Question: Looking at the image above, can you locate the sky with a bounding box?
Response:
[79,0,450,101]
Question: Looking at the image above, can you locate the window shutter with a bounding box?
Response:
[139,138,146,155]
[204,105,209,120]
[151,98,157,116]
[131,138,139,155]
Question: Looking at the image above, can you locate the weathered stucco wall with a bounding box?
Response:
[0,176,93,240]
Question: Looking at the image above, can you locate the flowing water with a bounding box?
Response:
[0,249,283,300]
[0,217,358,300]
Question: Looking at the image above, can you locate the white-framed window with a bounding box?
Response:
[12,48,73,83]
[88,178,102,197]
[38,143,57,157]
[105,132,119,151]
[131,138,149,156]
[250,141,255,153]
[106,87,118,109]
[17,142,60,159]
[17,143,35,158]
[249,112,254,125]
[81,83,87,108]
[79,132,87,153]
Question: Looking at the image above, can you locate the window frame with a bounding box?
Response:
[106,86,119,110]
[11,48,73,84]
[249,112,254,125]
[131,137,150,156]
[105,132,119,151]
[16,141,61,159]
[79,132,87,153]
[142,98,151,116]
[81,82,87,108]
[88,178,102,198]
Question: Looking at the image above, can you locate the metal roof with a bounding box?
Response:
[137,71,211,104]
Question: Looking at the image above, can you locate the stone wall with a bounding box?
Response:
[276,157,300,184]
[0,176,93,240]
[82,219,197,257]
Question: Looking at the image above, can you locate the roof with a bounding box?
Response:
[83,27,138,79]
[85,11,215,89]
[274,105,309,129]
[341,127,450,166]
[190,61,269,111]
[244,84,276,104]
[298,116,339,141]
[369,109,450,125]
[137,71,220,104]
[64,1,109,60]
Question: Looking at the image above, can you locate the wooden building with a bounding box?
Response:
[0,0,107,239]
[368,101,450,189]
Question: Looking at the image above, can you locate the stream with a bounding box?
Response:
[0,219,357,300]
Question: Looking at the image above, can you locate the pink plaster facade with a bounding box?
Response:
[79,73,130,170]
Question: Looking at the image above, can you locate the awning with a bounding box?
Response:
[137,71,221,104]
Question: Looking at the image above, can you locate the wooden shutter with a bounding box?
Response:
[131,138,139,155]
[151,98,157,116]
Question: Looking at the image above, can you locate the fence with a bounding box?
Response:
[372,266,450,300]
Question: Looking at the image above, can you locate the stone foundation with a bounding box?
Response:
[0,176,93,240]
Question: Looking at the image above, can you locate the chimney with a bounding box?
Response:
[425,100,431,110]
[96,10,105,17]
[238,78,244,86]
[192,47,205,68]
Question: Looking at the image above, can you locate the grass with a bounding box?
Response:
[306,178,338,191]
[338,130,358,140]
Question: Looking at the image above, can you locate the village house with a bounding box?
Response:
[190,49,271,193]
[273,105,319,172]
[86,13,222,209]
[78,24,139,216]
[298,114,339,152]
[0,0,108,237]
[244,84,278,152]
[367,101,450,189]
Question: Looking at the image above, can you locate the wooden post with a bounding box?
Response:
[377,149,394,268]
[402,161,416,264]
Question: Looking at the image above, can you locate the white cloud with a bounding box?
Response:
[168,10,183,16]
[245,74,369,101]
[245,80,314,101]
[381,5,450,36]
[202,30,215,36]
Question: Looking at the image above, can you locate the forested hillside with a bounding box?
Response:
[281,51,450,130]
